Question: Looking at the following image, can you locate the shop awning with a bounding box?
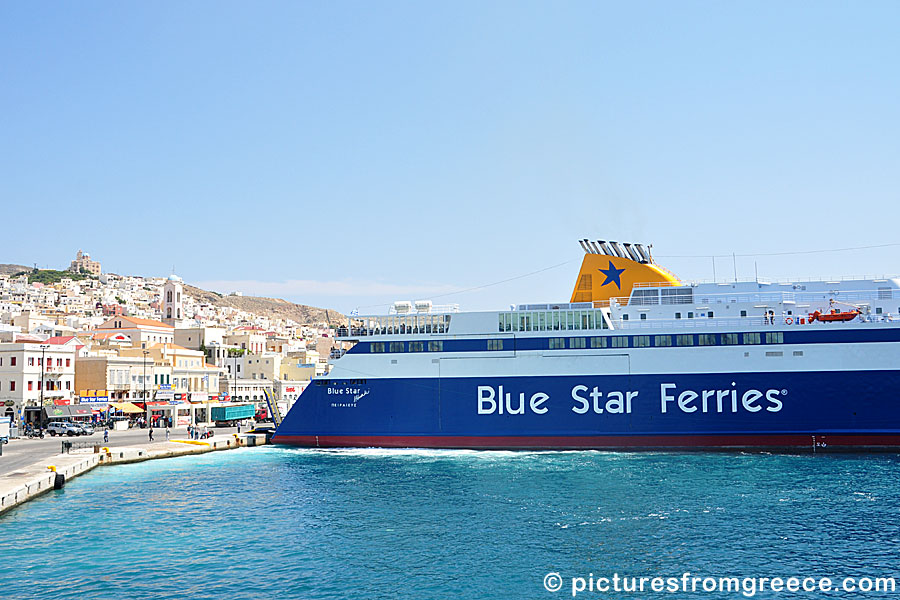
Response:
[43,405,96,419]
[109,402,144,414]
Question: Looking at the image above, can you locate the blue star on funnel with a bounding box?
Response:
[599,261,625,289]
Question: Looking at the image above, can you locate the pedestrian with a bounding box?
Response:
[237,421,241,434]
[165,427,169,441]
[103,429,109,444]
[187,424,192,439]
[149,428,154,442]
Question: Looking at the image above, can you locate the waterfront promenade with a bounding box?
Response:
[0,426,239,476]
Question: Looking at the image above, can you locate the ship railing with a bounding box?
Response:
[611,313,899,330]
[631,281,683,288]
[611,289,896,308]
[680,274,899,285]
[339,325,451,338]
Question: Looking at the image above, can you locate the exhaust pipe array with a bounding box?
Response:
[580,239,652,264]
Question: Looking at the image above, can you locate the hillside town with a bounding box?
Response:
[0,251,347,432]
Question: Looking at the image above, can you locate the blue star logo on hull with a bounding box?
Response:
[599,261,626,289]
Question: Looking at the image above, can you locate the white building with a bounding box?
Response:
[0,342,77,427]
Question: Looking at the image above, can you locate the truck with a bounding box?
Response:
[0,416,10,444]
[210,404,255,426]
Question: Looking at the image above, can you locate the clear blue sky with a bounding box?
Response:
[2,2,899,313]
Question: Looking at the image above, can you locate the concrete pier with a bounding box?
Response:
[0,433,269,516]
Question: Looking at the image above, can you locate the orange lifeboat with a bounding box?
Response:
[808,309,860,323]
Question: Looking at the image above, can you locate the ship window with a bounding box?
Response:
[708,311,714,318]
[676,335,693,346]
[590,337,607,348]
[538,312,546,331]
[631,289,659,306]
[876,307,883,315]
[569,337,586,349]
[487,340,504,351]
[389,342,405,353]
[698,334,716,346]
[428,341,443,352]
[688,312,694,318]
[409,342,424,352]
[371,343,386,353]
[675,312,681,319]
[498,315,504,332]
[611,336,629,348]
[640,313,647,320]
[765,332,784,344]
[722,333,739,345]
[553,312,560,331]
[661,288,693,305]
[633,336,650,348]
[743,333,761,345]
[567,312,575,330]
[622,314,629,321]
[654,335,672,347]
[549,338,565,349]
[740,310,747,317]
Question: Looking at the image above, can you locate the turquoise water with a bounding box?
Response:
[2,448,899,599]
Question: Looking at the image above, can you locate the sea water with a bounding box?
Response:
[2,448,899,599]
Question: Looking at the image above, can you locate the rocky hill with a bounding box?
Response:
[2,261,344,326]
[183,284,345,326]
[0,264,30,277]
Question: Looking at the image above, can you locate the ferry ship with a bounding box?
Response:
[273,240,900,451]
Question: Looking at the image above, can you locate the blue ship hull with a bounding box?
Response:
[273,369,900,450]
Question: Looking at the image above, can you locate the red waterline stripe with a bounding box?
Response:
[271,434,900,450]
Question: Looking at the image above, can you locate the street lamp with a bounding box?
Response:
[143,350,149,428]
[39,344,49,408]
[232,353,238,402]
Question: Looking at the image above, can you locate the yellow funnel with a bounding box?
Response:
[570,248,680,304]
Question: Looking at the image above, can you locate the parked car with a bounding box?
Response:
[76,423,95,436]
[47,421,80,437]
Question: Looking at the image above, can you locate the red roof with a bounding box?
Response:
[44,336,76,345]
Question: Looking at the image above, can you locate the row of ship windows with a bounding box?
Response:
[498,310,609,332]
[368,332,785,353]
[371,341,445,353]
[548,332,784,349]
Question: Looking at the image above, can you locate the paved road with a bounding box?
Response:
[0,426,241,475]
